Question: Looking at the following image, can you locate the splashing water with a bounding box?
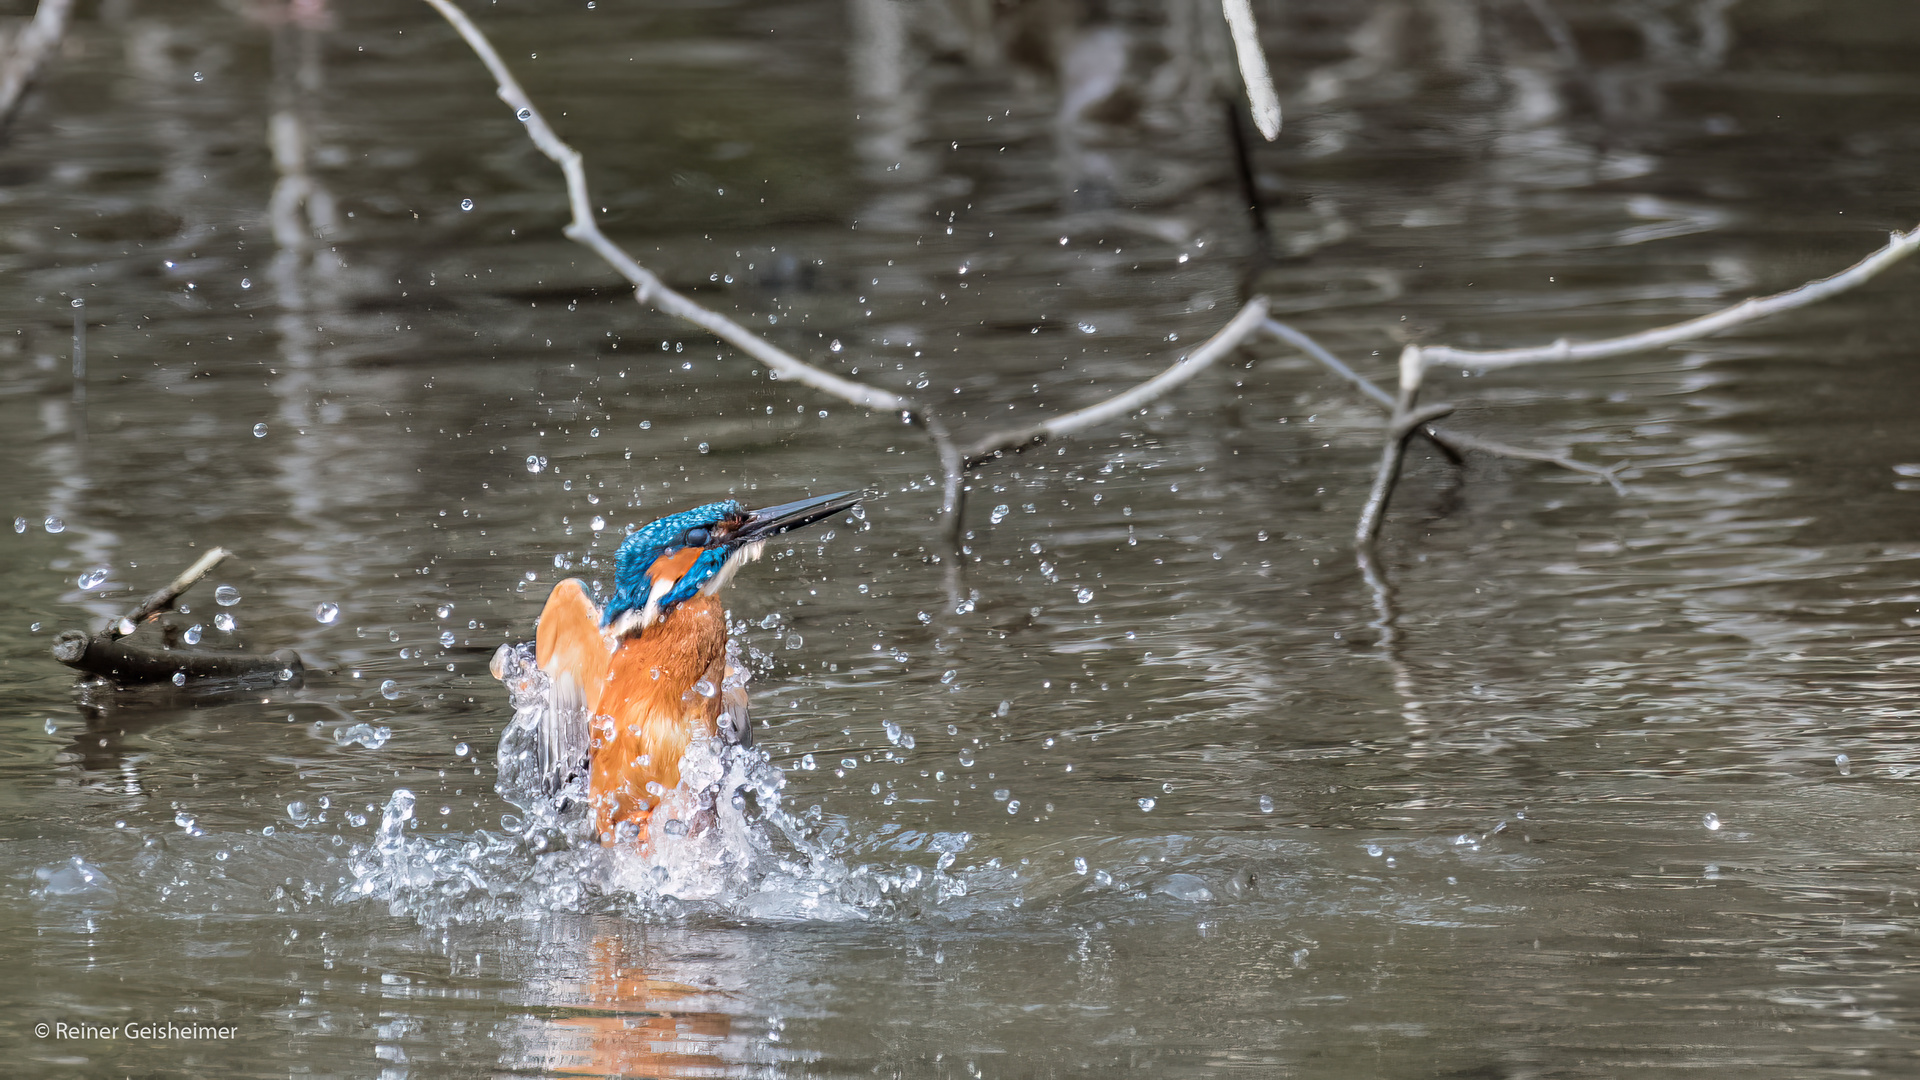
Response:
[344,641,966,924]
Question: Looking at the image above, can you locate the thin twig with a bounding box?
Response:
[1419,427,1627,494]
[1221,0,1281,140]
[964,299,1270,467]
[107,546,230,639]
[1261,317,1392,408]
[422,0,919,418]
[1262,317,1626,484]
[1415,225,1920,374]
[0,0,72,128]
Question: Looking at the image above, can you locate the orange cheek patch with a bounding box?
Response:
[646,547,703,586]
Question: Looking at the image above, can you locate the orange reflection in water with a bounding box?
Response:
[520,935,741,1079]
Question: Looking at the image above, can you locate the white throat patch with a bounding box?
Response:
[701,539,765,595]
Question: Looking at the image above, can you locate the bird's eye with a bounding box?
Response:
[680,526,710,548]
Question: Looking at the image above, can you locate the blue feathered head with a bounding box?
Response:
[602,491,862,638]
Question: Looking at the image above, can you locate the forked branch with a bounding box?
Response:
[424,0,1284,558]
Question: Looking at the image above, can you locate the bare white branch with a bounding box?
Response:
[966,298,1270,465]
[1416,224,1920,374]
[1221,0,1282,141]
[422,0,917,417]
[0,0,73,126]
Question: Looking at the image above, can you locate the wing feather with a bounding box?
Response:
[531,579,611,799]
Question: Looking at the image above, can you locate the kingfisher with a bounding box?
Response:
[515,490,861,846]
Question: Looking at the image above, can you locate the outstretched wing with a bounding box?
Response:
[536,578,613,710]
[531,578,612,798]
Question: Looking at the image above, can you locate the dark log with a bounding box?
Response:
[53,630,303,686]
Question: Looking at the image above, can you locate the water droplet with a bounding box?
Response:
[460,198,474,211]
[526,455,547,473]
[314,602,340,624]
[252,423,268,438]
[990,504,1010,524]
[800,753,816,770]
[1075,587,1094,604]
[1835,753,1852,776]
[171,671,186,686]
[1137,797,1156,812]
[334,723,392,749]
[992,788,1010,801]
[287,800,309,823]
[435,604,453,619]
[174,811,196,831]
[829,339,843,352]
[516,107,532,121]
[438,630,455,647]
[1073,857,1089,875]
[1258,794,1274,813]
[240,277,251,289]
[899,733,916,749]
[1703,813,1721,831]
[76,567,109,590]
[957,751,974,767]
[42,718,56,734]
[1007,799,1020,814]
[840,757,857,770]
[213,613,235,632]
[12,516,24,532]
[214,585,241,606]
[883,720,903,745]
[454,742,470,757]
[380,679,400,700]
[192,70,204,82]
[43,516,65,534]
[183,624,203,645]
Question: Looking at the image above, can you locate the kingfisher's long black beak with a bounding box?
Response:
[732,490,863,544]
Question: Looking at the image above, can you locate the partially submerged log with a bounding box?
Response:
[51,548,306,687]
[51,631,303,686]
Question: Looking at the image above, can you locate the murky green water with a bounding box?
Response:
[4,0,1920,1075]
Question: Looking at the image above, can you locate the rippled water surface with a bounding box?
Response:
[5,0,1920,1075]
